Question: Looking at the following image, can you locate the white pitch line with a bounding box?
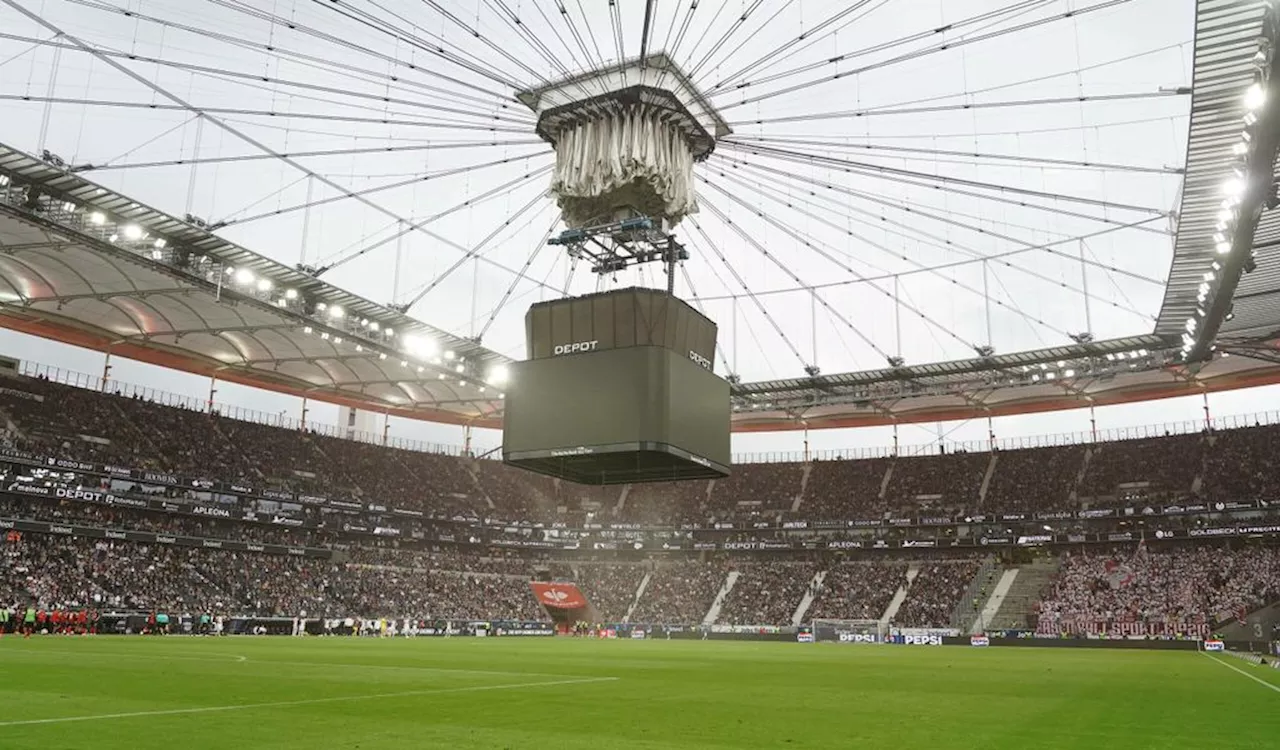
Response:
[0,676,619,728]
[6,649,566,678]
[1203,653,1280,694]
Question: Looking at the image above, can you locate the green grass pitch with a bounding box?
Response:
[0,637,1277,748]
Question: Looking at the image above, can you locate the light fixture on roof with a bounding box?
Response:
[458,379,466,386]
[384,328,394,338]
[153,238,167,249]
[303,326,312,334]
[316,301,327,311]
[108,233,118,243]
[369,321,380,331]
[256,278,273,292]
[1244,111,1259,128]
[284,288,298,300]
[438,373,446,380]
[89,211,106,226]
[378,352,387,360]
[328,305,344,319]
[417,365,424,373]
[122,224,144,241]
[333,337,343,345]
[234,268,254,286]
[478,386,485,393]
[320,332,330,340]
[488,365,509,386]
[61,201,76,213]
[355,344,363,353]
[444,350,456,360]
[1063,369,1075,378]
[498,393,505,400]
[455,363,465,373]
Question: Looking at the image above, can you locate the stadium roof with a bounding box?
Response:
[3,0,1280,433]
[5,144,1280,434]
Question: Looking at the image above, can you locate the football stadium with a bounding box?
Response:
[1,0,1280,747]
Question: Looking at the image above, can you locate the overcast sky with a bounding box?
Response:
[4,0,1270,458]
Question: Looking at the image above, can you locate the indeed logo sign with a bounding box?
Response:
[553,340,598,355]
[688,350,712,369]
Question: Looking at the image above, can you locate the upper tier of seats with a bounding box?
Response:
[2,373,1275,525]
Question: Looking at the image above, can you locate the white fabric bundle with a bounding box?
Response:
[550,104,698,228]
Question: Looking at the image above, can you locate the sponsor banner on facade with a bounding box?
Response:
[0,516,331,558]
[530,582,589,609]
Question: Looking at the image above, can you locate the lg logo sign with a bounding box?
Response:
[553,340,598,355]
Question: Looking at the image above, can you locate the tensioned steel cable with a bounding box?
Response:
[312,168,553,275]
[700,185,975,356]
[712,0,1136,110]
[403,198,555,310]
[0,31,532,125]
[707,0,1055,94]
[314,0,534,88]
[686,215,811,371]
[64,0,520,109]
[0,95,532,133]
[724,90,1188,129]
[712,150,1168,233]
[715,155,1167,286]
[555,0,602,70]
[75,140,544,173]
[716,142,1166,216]
[705,166,1151,328]
[477,216,563,340]
[700,190,897,360]
[726,130,1184,175]
[220,153,551,228]
[683,0,768,82]
[699,0,887,90]
[3,0,567,297]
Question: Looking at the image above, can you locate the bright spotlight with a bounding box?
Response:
[234,268,254,285]
[444,350,456,360]
[328,305,344,319]
[284,288,298,300]
[488,365,509,385]
[1222,177,1245,198]
[89,211,106,226]
[455,363,465,373]
[1245,82,1266,111]
[153,238,167,249]
[122,224,144,240]
[256,278,273,292]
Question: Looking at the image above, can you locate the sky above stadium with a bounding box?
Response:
[4,0,1275,457]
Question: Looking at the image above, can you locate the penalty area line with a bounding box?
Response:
[0,676,619,728]
[1202,653,1280,694]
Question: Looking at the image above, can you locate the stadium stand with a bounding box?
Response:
[3,371,1280,634]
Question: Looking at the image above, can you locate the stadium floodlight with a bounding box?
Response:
[458,379,466,386]
[478,386,486,393]
[369,321,380,331]
[333,336,342,345]
[108,233,118,243]
[316,301,327,311]
[1216,240,1232,254]
[153,238,166,249]
[417,365,425,373]
[0,174,8,187]
[438,373,446,380]
[234,268,254,285]
[488,365,509,385]
[122,224,144,240]
[89,211,106,225]
[284,288,298,300]
[1244,111,1259,128]
[455,363,465,373]
[328,305,345,319]
[256,278,273,292]
[1063,369,1075,378]
[384,328,394,338]
[401,360,409,368]
[1204,270,1216,282]
[378,352,387,360]
[1245,83,1266,110]
[302,326,312,334]
[62,201,76,213]
[1234,140,1250,156]
[1217,207,1235,223]
[444,350,456,360]
[276,299,287,307]
[498,393,505,399]
[1222,177,1245,198]
[320,332,330,340]
[1185,318,1197,332]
